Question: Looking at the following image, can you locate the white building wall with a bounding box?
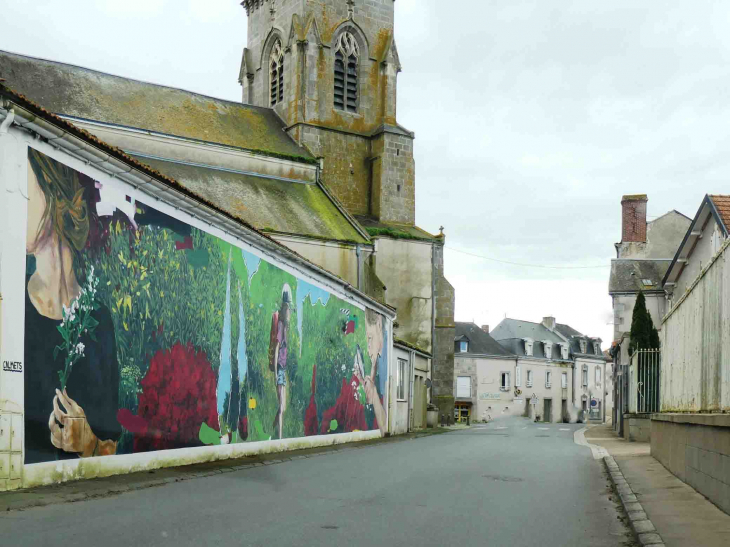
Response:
[0,123,396,491]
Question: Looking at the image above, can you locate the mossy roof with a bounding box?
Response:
[0,50,314,162]
[132,156,367,244]
[354,216,439,242]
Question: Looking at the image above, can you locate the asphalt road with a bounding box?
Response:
[2,416,632,547]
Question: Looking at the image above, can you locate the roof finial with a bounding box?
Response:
[439,225,444,236]
[347,0,355,19]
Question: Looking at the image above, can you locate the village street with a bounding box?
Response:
[0,417,632,547]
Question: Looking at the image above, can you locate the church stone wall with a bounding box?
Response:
[371,131,415,225]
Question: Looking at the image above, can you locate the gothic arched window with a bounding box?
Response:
[334,32,360,113]
[269,39,284,106]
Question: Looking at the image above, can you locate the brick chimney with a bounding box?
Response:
[481,325,489,334]
[542,316,556,331]
[621,194,648,243]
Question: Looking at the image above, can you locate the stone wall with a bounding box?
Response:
[433,242,455,420]
[371,129,415,225]
[651,414,730,515]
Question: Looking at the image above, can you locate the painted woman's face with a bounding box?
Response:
[367,315,384,368]
[26,161,47,254]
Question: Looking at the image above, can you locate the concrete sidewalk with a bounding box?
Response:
[586,424,730,547]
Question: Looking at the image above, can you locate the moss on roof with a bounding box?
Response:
[355,216,439,242]
[0,50,315,163]
[132,156,367,244]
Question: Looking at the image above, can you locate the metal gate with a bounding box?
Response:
[629,349,661,413]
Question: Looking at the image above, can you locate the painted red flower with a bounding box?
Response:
[132,342,218,453]
[320,374,369,435]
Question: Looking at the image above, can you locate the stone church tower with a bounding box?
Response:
[239,0,414,225]
[240,0,456,423]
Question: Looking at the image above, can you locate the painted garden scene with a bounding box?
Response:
[24,148,389,464]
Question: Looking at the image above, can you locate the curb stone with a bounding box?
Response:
[603,455,665,547]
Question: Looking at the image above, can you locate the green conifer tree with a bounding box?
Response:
[629,291,660,352]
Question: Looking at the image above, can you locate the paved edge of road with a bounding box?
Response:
[603,455,665,547]
[1,427,452,513]
[573,426,608,460]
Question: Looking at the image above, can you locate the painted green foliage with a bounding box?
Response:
[25,149,388,462]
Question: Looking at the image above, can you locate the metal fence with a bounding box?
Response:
[629,349,661,414]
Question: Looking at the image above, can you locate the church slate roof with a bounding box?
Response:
[0,50,314,162]
[609,259,670,293]
[130,155,367,244]
[455,323,514,357]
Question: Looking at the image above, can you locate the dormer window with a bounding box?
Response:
[459,340,468,353]
[543,341,553,359]
[269,39,284,106]
[523,338,534,356]
[559,343,569,360]
[579,339,587,354]
[334,31,360,113]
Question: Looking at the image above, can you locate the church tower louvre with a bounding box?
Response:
[239,0,415,226]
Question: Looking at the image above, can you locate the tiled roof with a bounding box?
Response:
[609,259,670,293]
[490,319,564,344]
[0,50,314,162]
[131,155,367,244]
[455,323,514,357]
[709,195,730,233]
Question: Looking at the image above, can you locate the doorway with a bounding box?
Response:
[543,398,553,423]
[561,399,568,423]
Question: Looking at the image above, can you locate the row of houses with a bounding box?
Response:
[453,317,610,424]
[608,193,730,515]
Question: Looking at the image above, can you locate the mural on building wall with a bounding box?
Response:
[23,148,388,464]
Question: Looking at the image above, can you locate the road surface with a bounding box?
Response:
[1,416,632,547]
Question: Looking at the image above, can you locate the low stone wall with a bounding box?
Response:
[651,413,730,515]
[623,413,652,442]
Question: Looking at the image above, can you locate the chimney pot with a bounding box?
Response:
[542,316,556,330]
[621,194,648,243]
[481,325,489,333]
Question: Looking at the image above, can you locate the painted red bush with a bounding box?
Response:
[320,375,369,435]
[134,342,218,453]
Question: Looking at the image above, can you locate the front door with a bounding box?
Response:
[543,399,552,423]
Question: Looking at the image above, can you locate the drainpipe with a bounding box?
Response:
[356,244,362,291]
[408,349,415,432]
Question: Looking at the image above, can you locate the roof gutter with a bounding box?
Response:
[0,98,395,320]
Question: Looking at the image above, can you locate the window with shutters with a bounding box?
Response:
[545,371,552,388]
[334,32,360,112]
[269,39,284,107]
[456,376,472,398]
[515,365,521,387]
[561,372,568,389]
[526,370,534,388]
[500,372,511,391]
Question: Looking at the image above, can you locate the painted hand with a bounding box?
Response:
[48,389,96,457]
[362,376,379,406]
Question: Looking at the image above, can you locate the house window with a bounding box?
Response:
[515,365,522,387]
[269,39,284,106]
[545,371,552,388]
[582,365,588,386]
[524,338,534,356]
[397,358,407,400]
[544,341,553,358]
[456,375,472,398]
[579,339,587,353]
[500,372,511,391]
[459,340,468,353]
[526,370,533,388]
[561,372,568,389]
[334,31,359,112]
[595,366,601,384]
[560,344,569,360]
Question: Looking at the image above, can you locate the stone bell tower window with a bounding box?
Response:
[269,39,284,107]
[334,32,360,113]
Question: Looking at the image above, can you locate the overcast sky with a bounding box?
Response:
[4,0,729,347]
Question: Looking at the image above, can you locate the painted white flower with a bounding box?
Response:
[75,342,85,355]
[341,364,346,372]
